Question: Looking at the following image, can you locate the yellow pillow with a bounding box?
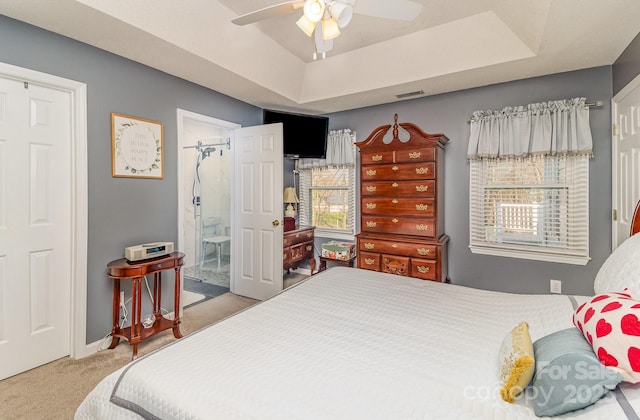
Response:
[498,321,535,403]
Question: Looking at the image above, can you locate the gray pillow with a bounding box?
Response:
[532,327,622,417]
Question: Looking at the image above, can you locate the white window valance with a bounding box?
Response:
[298,129,356,169]
[467,98,593,159]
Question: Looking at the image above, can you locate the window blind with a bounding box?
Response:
[469,155,589,264]
[298,129,356,236]
[299,166,356,235]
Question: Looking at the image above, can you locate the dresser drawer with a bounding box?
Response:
[283,229,314,246]
[358,252,380,271]
[381,254,410,276]
[362,197,435,217]
[361,216,435,238]
[358,238,437,259]
[410,258,437,281]
[394,147,435,163]
[360,151,394,165]
[361,180,436,197]
[361,162,435,181]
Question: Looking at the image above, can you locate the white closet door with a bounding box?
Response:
[0,77,73,380]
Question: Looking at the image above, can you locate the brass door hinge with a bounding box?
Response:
[613,123,619,136]
[613,209,618,221]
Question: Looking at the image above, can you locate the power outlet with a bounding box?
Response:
[550,279,562,294]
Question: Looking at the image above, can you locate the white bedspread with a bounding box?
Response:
[75,267,640,419]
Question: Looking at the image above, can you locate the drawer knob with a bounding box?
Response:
[366,221,377,228]
[416,185,429,192]
[366,186,377,192]
[306,245,312,251]
[417,248,430,256]
[392,218,398,223]
[416,204,429,211]
[366,203,377,209]
[391,199,398,204]
[372,155,382,162]
[366,170,376,176]
[416,224,430,231]
[409,151,421,159]
[307,233,312,237]
[392,183,399,187]
[416,167,430,175]
[364,242,375,249]
[417,266,430,273]
[364,258,375,265]
[296,234,300,238]
[392,165,399,171]
[392,244,398,248]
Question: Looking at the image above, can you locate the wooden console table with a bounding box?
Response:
[106,252,184,359]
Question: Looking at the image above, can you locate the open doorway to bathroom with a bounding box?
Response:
[177,109,240,307]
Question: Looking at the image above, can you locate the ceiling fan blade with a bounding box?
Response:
[352,0,422,21]
[232,1,304,26]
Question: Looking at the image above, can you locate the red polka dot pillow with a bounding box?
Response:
[573,291,640,383]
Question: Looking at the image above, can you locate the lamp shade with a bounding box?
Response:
[296,14,316,37]
[322,17,340,40]
[283,187,299,204]
[329,2,353,28]
[303,0,325,22]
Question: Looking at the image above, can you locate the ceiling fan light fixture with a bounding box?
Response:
[296,15,316,37]
[321,18,340,40]
[303,0,325,23]
[329,2,353,28]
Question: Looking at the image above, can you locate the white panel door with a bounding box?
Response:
[0,78,72,380]
[613,75,640,249]
[231,123,283,300]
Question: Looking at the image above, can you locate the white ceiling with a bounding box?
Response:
[1,0,639,114]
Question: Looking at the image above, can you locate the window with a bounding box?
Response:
[467,98,593,265]
[469,154,589,264]
[299,166,356,238]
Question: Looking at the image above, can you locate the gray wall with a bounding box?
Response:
[2,13,636,344]
[0,15,262,343]
[328,67,613,296]
[613,32,640,95]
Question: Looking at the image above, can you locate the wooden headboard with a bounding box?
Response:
[633,200,640,235]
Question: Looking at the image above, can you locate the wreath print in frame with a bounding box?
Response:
[111,113,164,178]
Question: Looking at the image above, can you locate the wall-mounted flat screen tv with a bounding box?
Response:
[263,109,329,158]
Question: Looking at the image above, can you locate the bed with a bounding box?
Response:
[75,204,640,419]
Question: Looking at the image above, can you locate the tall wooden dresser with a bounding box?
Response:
[356,114,450,282]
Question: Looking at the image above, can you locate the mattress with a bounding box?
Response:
[75,267,640,419]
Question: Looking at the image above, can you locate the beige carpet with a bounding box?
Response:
[0,292,258,420]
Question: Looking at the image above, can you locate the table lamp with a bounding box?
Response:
[283,187,299,218]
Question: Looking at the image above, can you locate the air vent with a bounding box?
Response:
[396,90,424,99]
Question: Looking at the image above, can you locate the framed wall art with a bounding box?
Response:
[111,112,164,178]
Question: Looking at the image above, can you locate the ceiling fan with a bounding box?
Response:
[231,0,423,60]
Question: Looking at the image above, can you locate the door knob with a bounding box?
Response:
[272,219,280,226]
